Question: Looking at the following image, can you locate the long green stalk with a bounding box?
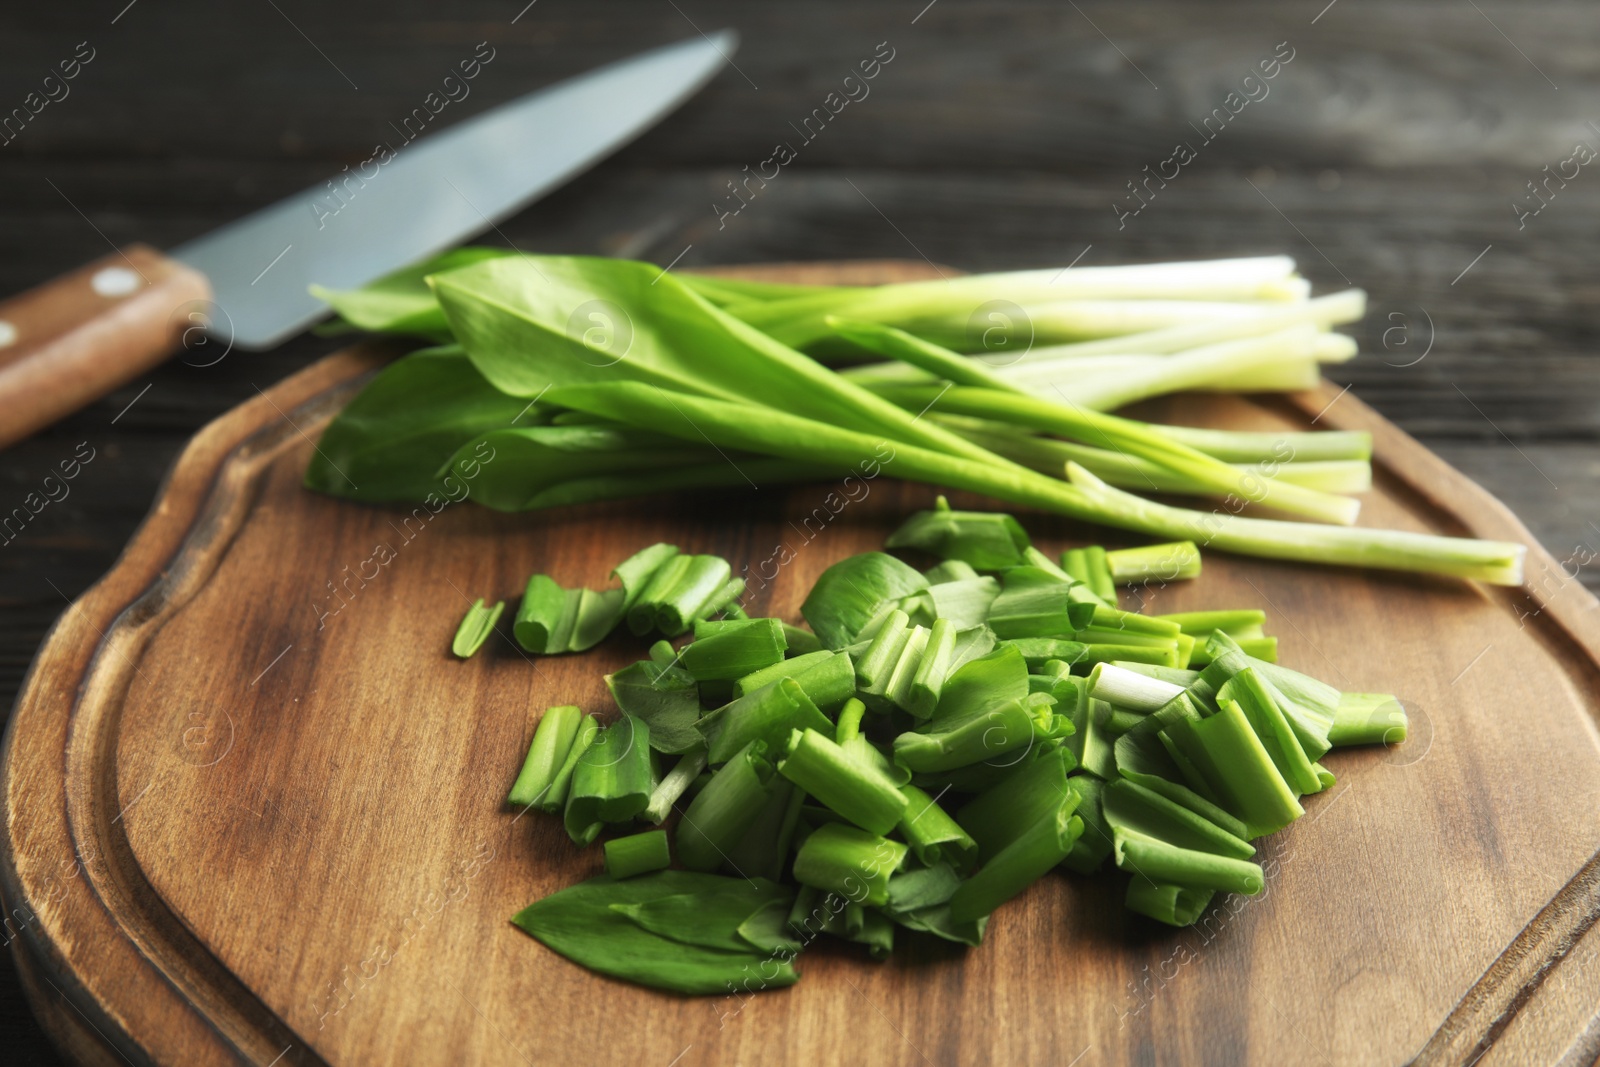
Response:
[942,417,1372,496]
[987,289,1366,363]
[869,383,1361,525]
[556,379,1522,584]
[1063,464,1523,585]
[733,256,1303,347]
[1003,326,1323,410]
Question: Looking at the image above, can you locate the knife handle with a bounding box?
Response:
[0,244,211,450]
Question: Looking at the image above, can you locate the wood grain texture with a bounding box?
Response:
[3,262,1600,1066]
[7,4,1600,1061]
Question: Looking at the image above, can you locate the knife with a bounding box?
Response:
[0,31,735,450]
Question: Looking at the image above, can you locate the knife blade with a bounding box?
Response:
[175,32,735,350]
[0,31,735,448]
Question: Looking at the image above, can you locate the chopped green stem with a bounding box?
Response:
[541,714,600,814]
[628,555,691,633]
[1083,546,1118,602]
[778,727,909,835]
[508,705,583,809]
[949,804,1082,923]
[870,624,931,711]
[1329,692,1407,746]
[1218,668,1322,795]
[1160,609,1265,635]
[614,543,679,608]
[1104,707,1146,734]
[897,784,979,873]
[676,739,775,871]
[643,746,708,824]
[603,830,671,879]
[515,576,625,653]
[835,698,867,744]
[1125,880,1215,927]
[988,570,1098,639]
[886,496,1032,570]
[1114,662,1204,687]
[1102,779,1255,859]
[654,555,735,637]
[1162,702,1303,838]
[1106,542,1201,584]
[1005,638,1089,670]
[1188,637,1277,666]
[893,696,1040,773]
[1117,837,1264,895]
[452,597,505,658]
[701,677,832,765]
[680,617,787,681]
[955,748,1079,861]
[855,609,911,689]
[792,823,908,907]
[735,649,856,710]
[565,715,656,844]
[1077,643,1181,670]
[908,619,958,718]
[1089,662,1186,712]
[697,576,747,622]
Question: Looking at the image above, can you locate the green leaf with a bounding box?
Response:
[605,661,703,754]
[430,254,1001,465]
[313,247,518,337]
[885,496,1031,570]
[802,552,929,650]
[736,897,804,954]
[305,346,535,501]
[440,424,717,511]
[511,871,798,995]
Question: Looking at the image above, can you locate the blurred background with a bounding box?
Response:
[3,1,1598,1060]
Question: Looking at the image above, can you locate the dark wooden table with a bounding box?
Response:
[3,2,1597,1062]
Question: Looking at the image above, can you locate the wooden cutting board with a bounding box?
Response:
[5,262,1600,1067]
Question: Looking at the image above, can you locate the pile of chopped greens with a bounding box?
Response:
[474,500,1408,994]
[307,250,1524,586]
